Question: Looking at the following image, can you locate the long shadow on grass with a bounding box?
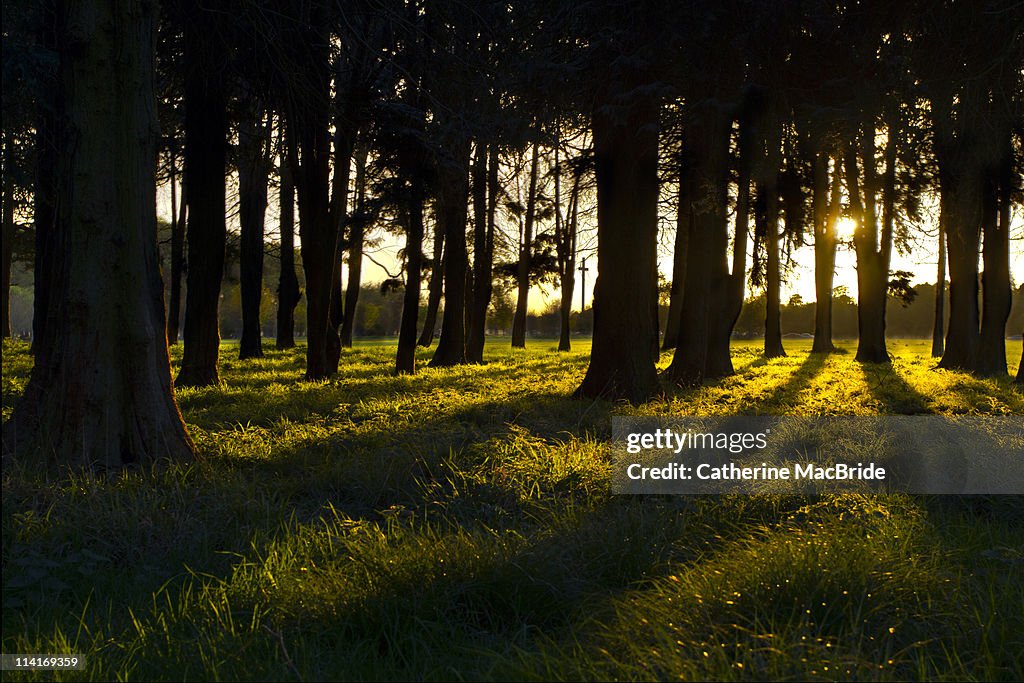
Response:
[271,495,811,679]
[177,354,589,431]
[860,359,933,414]
[747,350,830,414]
[660,349,830,416]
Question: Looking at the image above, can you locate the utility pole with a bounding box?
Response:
[579,256,589,312]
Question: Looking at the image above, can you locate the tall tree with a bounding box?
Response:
[340,141,370,348]
[237,99,270,360]
[283,5,340,380]
[511,139,540,348]
[931,214,946,357]
[660,132,690,352]
[1,131,14,338]
[467,142,495,362]
[3,0,194,466]
[555,142,581,353]
[166,138,186,345]
[276,121,301,349]
[849,113,895,365]
[176,0,228,387]
[762,115,786,359]
[575,55,661,402]
[811,146,840,353]
[428,136,472,367]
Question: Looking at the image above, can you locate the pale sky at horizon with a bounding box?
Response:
[158,178,1024,317]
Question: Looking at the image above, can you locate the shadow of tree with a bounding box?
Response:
[860,360,933,414]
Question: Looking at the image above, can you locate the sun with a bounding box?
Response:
[834,217,857,241]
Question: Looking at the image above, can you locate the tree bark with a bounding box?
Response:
[167,141,186,345]
[849,119,892,364]
[667,104,731,384]
[939,170,982,372]
[662,135,691,352]
[238,103,269,360]
[289,21,341,381]
[3,0,195,467]
[418,218,444,347]
[575,80,660,403]
[325,131,354,374]
[935,92,982,373]
[977,147,1012,376]
[705,107,751,379]
[763,118,786,359]
[429,138,472,367]
[512,140,540,348]
[340,141,369,348]
[276,121,300,349]
[32,10,59,354]
[558,171,580,353]
[931,199,947,357]
[397,186,425,374]
[177,6,227,388]
[467,142,491,362]
[812,148,839,353]
[1,130,14,339]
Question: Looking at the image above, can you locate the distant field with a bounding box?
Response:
[2,338,1022,680]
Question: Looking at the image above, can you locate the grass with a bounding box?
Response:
[2,337,1022,681]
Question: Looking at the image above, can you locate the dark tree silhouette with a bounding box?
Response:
[3,0,194,466]
[575,63,661,402]
[340,141,370,349]
[276,122,301,350]
[511,139,540,348]
[417,223,444,347]
[237,99,270,360]
[176,1,227,387]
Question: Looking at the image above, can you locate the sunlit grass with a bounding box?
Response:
[2,336,1021,680]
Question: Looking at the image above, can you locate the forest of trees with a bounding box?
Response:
[1,0,1022,466]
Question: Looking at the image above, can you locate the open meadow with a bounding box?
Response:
[2,338,1023,680]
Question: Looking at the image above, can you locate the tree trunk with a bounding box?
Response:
[167,143,186,345]
[939,170,982,372]
[763,119,786,359]
[936,90,983,373]
[467,143,490,362]
[558,174,580,353]
[705,107,751,379]
[32,10,59,355]
[977,149,1011,376]
[1,130,14,338]
[849,120,892,364]
[667,104,731,384]
[177,7,227,388]
[397,186,425,374]
[429,139,472,367]
[340,142,369,348]
[418,218,444,346]
[289,21,341,381]
[931,199,947,357]
[3,0,195,467]
[325,129,354,374]
[662,137,691,352]
[575,81,660,403]
[512,140,540,348]
[238,103,269,360]
[276,121,300,349]
[812,149,839,353]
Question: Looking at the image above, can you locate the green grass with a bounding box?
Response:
[2,337,1022,681]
